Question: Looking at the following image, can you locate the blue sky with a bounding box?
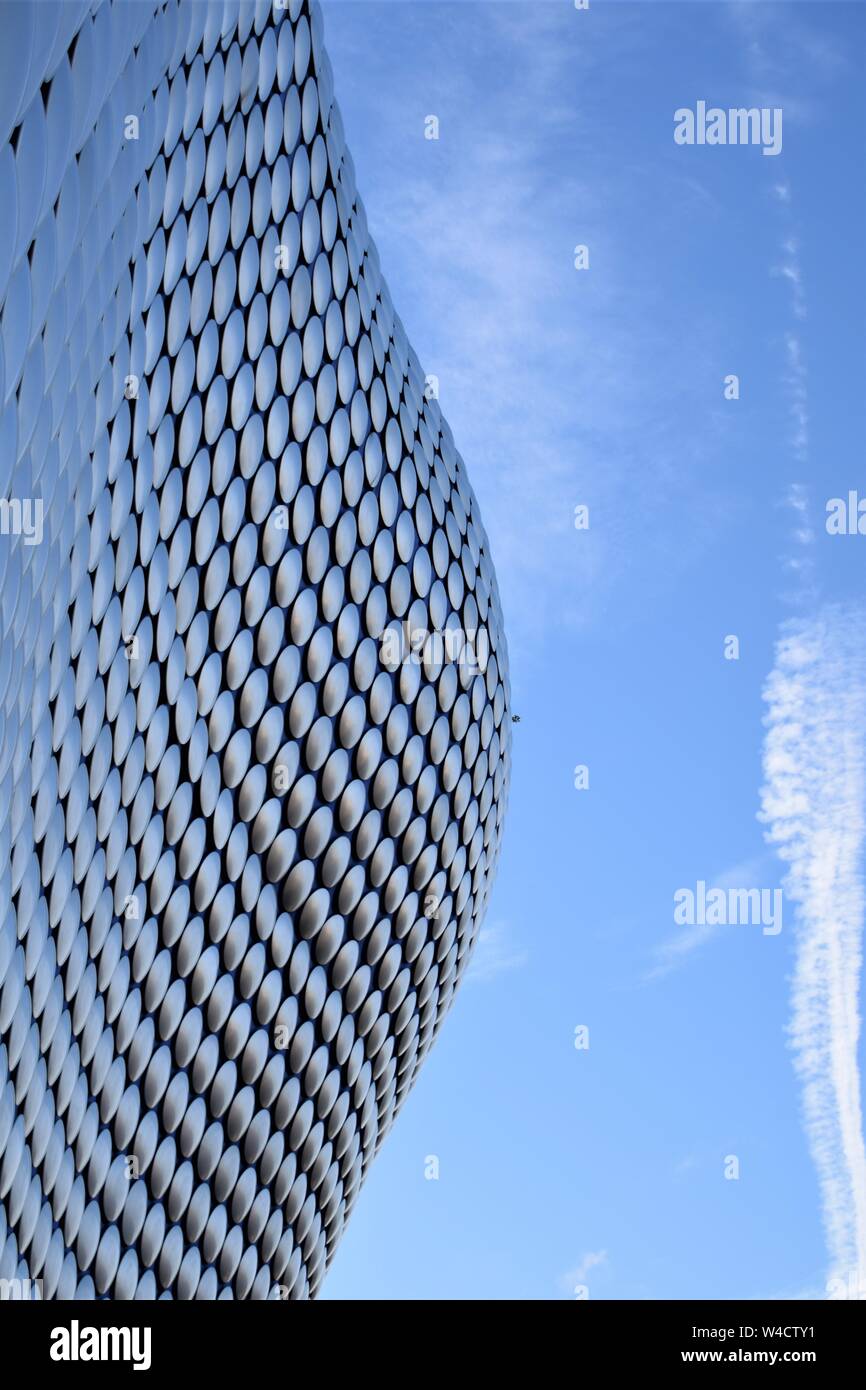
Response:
[318,0,866,1300]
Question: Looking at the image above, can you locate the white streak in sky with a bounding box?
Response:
[760,608,866,1293]
[464,920,528,985]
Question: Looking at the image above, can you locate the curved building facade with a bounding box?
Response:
[0,0,510,1299]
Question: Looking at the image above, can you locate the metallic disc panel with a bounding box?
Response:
[0,0,510,1301]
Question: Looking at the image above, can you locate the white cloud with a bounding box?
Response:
[760,607,866,1293]
[772,254,807,322]
[778,484,816,603]
[560,1249,609,1296]
[769,205,809,471]
[464,920,528,985]
[760,1280,827,1302]
[324,0,739,673]
[785,481,810,522]
[644,857,769,983]
[728,0,847,104]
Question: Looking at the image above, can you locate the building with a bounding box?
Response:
[0,0,510,1299]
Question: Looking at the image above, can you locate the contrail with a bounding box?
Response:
[760,606,866,1296]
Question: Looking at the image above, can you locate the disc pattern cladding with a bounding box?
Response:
[0,0,510,1300]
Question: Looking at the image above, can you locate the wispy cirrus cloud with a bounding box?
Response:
[749,5,865,1294]
[771,237,807,322]
[559,1249,609,1297]
[464,919,528,984]
[325,0,742,667]
[769,192,809,472]
[768,171,813,605]
[728,0,847,112]
[782,327,809,464]
[644,856,769,984]
[760,607,866,1294]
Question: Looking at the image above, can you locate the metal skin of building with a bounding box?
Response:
[0,0,510,1300]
